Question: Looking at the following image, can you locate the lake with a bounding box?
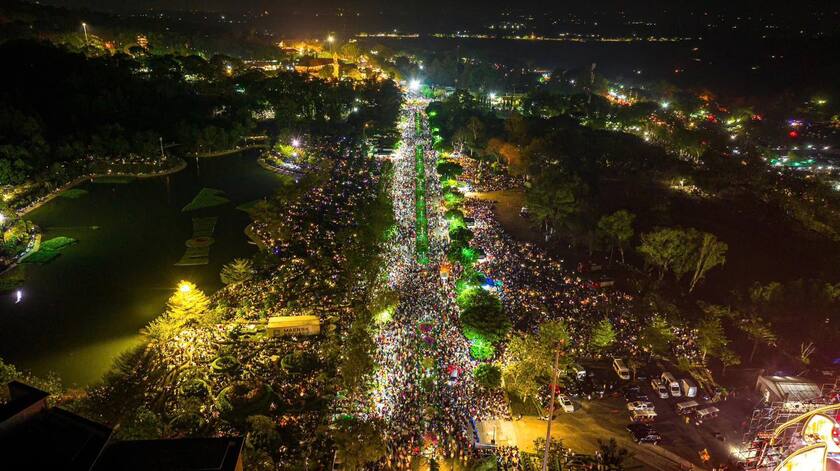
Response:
[0,150,287,386]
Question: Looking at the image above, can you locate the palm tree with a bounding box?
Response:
[738,317,777,363]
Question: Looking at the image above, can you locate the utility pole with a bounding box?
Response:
[542,347,561,471]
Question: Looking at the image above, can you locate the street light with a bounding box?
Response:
[178,282,192,293]
[409,79,421,92]
[81,22,88,44]
[291,138,301,148]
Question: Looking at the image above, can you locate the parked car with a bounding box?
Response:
[627,401,655,412]
[650,378,669,399]
[633,429,662,445]
[624,390,650,402]
[613,358,631,380]
[558,394,575,413]
[629,409,658,423]
[627,423,661,444]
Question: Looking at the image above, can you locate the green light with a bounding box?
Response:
[469,337,495,360]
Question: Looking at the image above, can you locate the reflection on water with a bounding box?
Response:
[0,151,286,386]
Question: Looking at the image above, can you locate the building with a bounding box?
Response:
[92,437,245,471]
[267,314,321,336]
[756,375,823,403]
[0,382,244,470]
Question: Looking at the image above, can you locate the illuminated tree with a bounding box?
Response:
[639,315,676,357]
[688,232,727,292]
[591,318,617,352]
[220,258,255,285]
[166,281,210,327]
[502,320,570,402]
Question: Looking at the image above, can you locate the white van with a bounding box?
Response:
[661,372,681,397]
[613,358,631,380]
[680,378,698,398]
[650,378,669,399]
[675,400,700,415]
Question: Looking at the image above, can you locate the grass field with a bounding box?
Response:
[21,236,77,264]
[182,188,230,212]
[58,188,89,199]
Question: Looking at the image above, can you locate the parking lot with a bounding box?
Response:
[532,360,755,469]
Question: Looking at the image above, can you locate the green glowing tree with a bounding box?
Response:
[591,318,617,352]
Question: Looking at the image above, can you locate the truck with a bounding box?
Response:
[680,378,698,398]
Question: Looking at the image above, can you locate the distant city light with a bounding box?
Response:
[660,101,670,109]
[489,92,497,100]
[178,282,192,293]
[291,138,301,147]
[409,79,421,91]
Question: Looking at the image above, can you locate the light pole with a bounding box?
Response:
[542,347,561,471]
[81,22,88,45]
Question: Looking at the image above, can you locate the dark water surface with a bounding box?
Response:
[0,151,286,386]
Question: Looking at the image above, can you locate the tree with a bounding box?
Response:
[638,227,726,289]
[597,210,635,263]
[527,170,588,238]
[738,317,777,363]
[166,281,210,327]
[697,307,737,368]
[688,232,727,292]
[639,315,676,357]
[595,438,631,470]
[533,437,568,471]
[338,314,375,397]
[246,415,281,452]
[330,417,386,469]
[460,290,510,344]
[220,258,255,285]
[116,406,163,440]
[591,318,617,352]
[502,320,571,402]
[637,227,695,280]
[474,364,502,389]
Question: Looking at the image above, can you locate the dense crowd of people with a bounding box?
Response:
[368,105,511,467]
